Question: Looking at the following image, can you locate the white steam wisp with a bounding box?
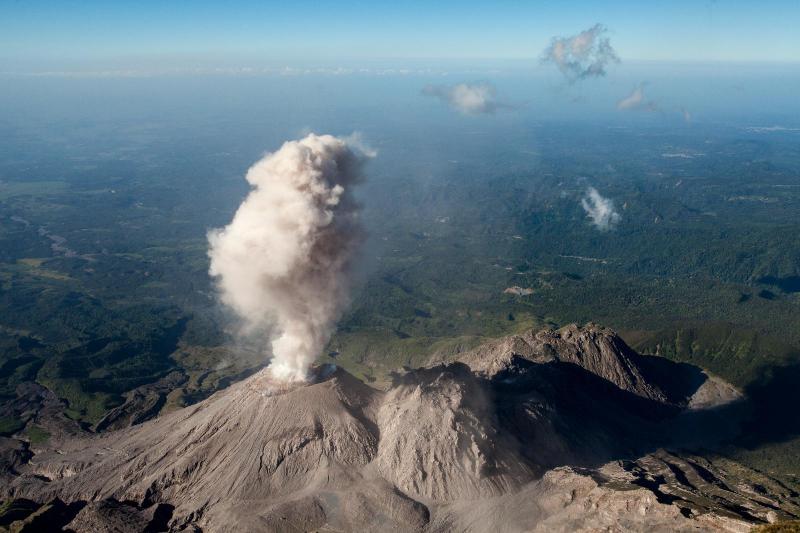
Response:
[208,134,370,382]
[581,186,621,231]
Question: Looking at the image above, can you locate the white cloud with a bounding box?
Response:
[581,187,621,231]
[616,83,658,112]
[542,24,619,83]
[422,82,501,114]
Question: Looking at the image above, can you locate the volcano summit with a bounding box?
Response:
[2,324,797,532]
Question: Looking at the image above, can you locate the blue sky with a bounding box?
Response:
[1,0,799,72]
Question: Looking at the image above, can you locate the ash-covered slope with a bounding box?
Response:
[3,325,797,532]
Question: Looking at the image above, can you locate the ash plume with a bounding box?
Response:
[542,24,619,83]
[422,82,500,114]
[581,186,621,231]
[208,134,371,382]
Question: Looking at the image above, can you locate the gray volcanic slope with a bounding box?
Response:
[3,324,799,532]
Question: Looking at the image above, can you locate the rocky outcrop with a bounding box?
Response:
[438,323,670,402]
[427,451,799,533]
[66,499,175,533]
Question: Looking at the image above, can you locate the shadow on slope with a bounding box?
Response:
[490,353,800,475]
[732,360,800,453]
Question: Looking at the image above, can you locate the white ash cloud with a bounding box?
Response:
[208,133,371,382]
[581,187,621,231]
[343,131,378,158]
[542,24,619,83]
[422,82,500,114]
[616,83,658,112]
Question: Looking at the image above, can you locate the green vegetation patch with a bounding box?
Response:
[0,416,24,437]
[25,425,50,445]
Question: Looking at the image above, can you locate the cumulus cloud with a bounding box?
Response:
[208,133,371,382]
[581,187,621,231]
[422,82,501,114]
[616,83,658,112]
[542,24,619,82]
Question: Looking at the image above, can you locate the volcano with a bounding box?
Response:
[3,324,798,532]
